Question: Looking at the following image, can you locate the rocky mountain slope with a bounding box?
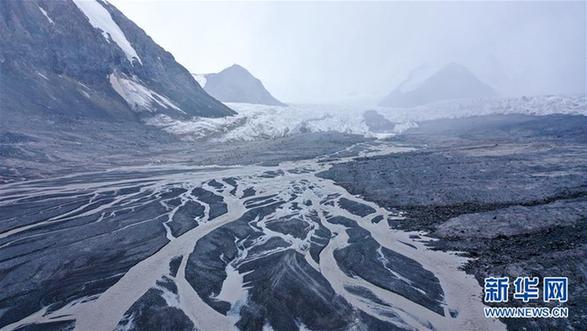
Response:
[194,64,285,106]
[0,0,235,120]
[380,63,497,107]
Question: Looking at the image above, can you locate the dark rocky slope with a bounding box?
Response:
[0,0,234,120]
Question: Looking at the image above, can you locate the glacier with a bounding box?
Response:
[145,95,586,142]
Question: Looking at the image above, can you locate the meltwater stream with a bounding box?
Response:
[0,142,505,331]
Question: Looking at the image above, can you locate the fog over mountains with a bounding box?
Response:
[379,63,497,107]
[0,0,234,120]
[109,1,586,103]
[193,64,285,106]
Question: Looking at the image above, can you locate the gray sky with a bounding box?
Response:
[110,0,586,104]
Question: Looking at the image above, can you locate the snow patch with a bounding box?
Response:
[390,121,418,134]
[38,6,54,25]
[192,74,207,88]
[109,73,183,113]
[73,0,142,65]
[79,90,91,99]
[36,72,49,80]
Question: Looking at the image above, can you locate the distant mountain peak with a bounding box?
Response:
[226,63,247,71]
[380,63,496,108]
[444,62,466,70]
[193,64,286,106]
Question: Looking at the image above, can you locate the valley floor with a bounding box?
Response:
[320,114,587,330]
[0,114,585,331]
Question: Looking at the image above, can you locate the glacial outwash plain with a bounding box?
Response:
[2,106,586,331]
[1,0,586,330]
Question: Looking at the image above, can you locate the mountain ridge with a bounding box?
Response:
[380,63,497,107]
[0,0,235,120]
[193,64,286,106]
